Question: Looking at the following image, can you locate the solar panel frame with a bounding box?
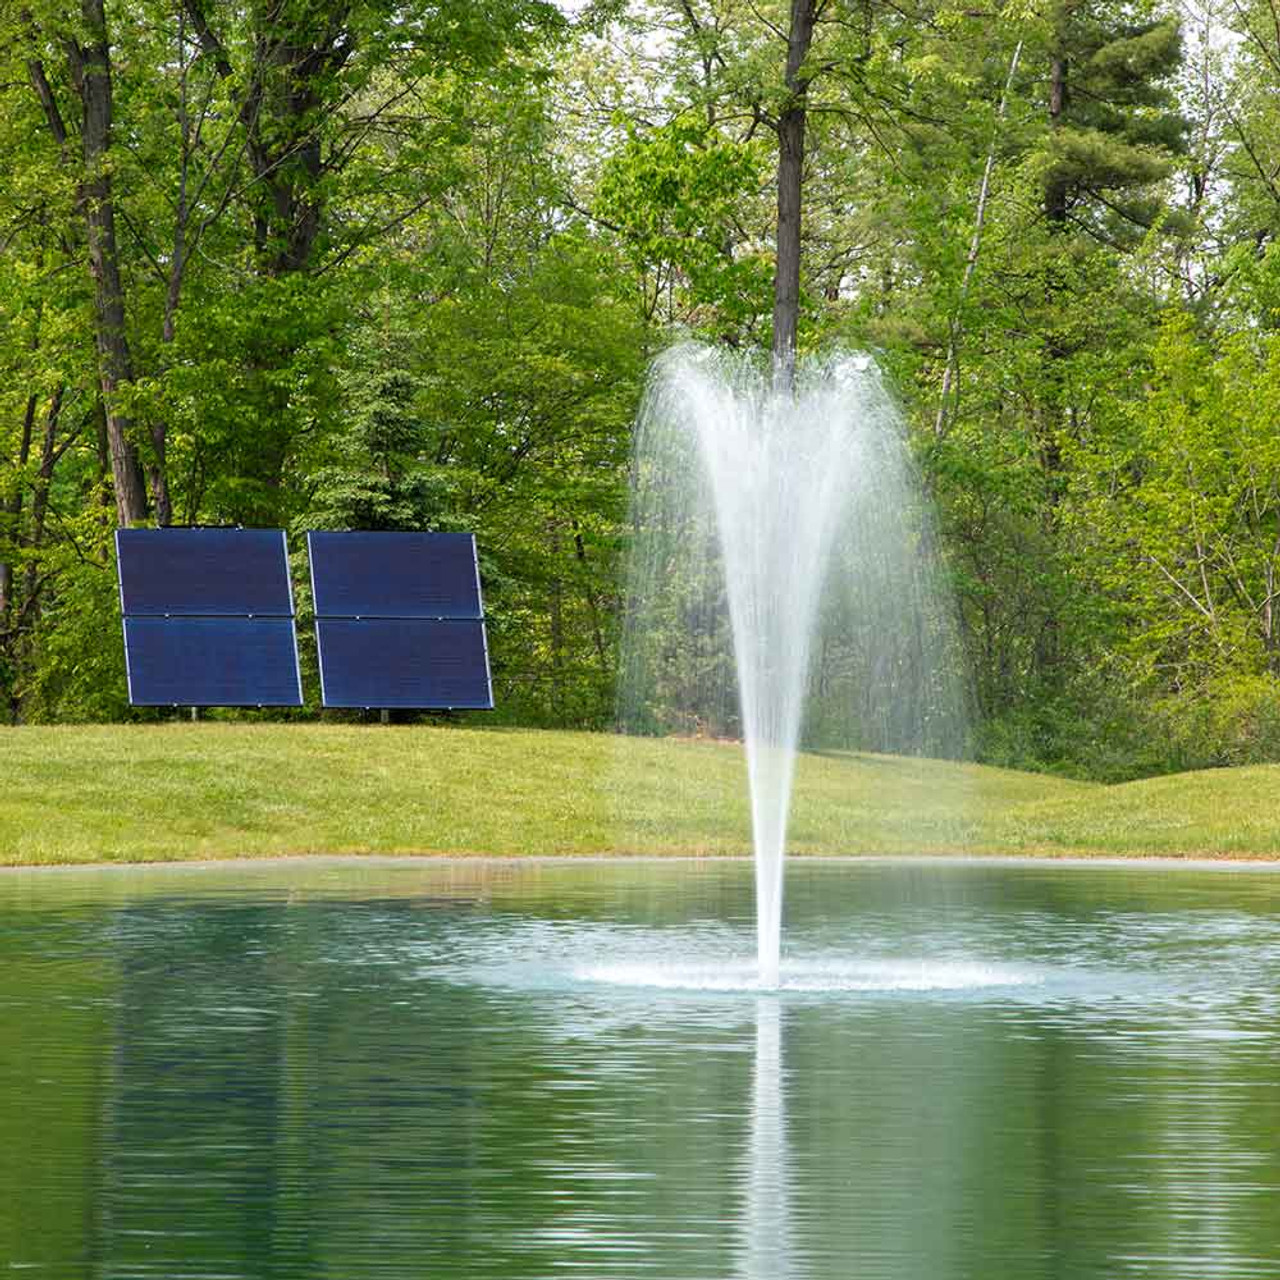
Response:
[306,531,483,620]
[116,528,295,617]
[122,617,304,707]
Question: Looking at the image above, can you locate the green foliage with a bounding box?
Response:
[1085,316,1280,660]
[1034,1,1185,239]
[24,551,132,724]
[596,119,773,330]
[3,0,1280,786]
[1061,310,1280,776]
[404,229,645,726]
[1149,675,1280,771]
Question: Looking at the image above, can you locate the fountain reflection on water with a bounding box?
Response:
[737,997,796,1280]
[623,345,966,985]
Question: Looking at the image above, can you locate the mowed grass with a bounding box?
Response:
[0,723,1276,866]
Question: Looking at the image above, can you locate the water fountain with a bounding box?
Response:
[621,344,965,986]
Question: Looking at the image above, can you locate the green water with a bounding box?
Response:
[3,858,1280,1278]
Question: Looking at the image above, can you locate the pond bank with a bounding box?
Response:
[1,724,1277,865]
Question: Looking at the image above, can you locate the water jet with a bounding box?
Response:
[621,344,965,986]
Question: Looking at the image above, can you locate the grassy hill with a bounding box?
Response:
[0,724,1275,866]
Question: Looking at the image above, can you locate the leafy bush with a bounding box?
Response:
[1154,675,1280,772]
[24,555,134,723]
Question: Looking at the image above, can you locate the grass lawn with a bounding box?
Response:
[0,723,1276,866]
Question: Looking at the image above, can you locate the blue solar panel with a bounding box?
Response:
[117,529,294,616]
[124,618,303,706]
[307,532,482,619]
[316,619,492,709]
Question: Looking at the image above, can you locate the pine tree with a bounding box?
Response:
[1041,0,1185,243]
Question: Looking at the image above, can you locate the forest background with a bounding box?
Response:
[2,0,1280,781]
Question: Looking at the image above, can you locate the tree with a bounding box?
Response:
[1066,303,1280,765]
[572,0,923,367]
[19,0,151,526]
[1040,0,1183,239]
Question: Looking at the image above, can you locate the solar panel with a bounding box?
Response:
[116,528,302,707]
[315,619,492,709]
[123,618,303,706]
[307,531,482,619]
[116,528,294,617]
[307,531,493,710]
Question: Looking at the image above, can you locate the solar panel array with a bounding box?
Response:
[117,528,494,711]
[308,532,493,710]
[116,529,303,707]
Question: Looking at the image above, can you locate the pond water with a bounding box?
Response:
[3,857,1280,1279]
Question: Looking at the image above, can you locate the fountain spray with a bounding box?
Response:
[622,345,964,986]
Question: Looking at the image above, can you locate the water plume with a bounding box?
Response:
[618,344,966,986]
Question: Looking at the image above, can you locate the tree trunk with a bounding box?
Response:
[184,0,344,278]
[1045,52,1069,228]
[70,0,150,527]
[0,395,38,625]
[93,397,114,514]
[548,520,565,720]
[23,388,64,606]
[771,0,818,389]
[3,389,65,723]
[1029,37,1073,686]
[572,523,609,672]
[149,10,194,531]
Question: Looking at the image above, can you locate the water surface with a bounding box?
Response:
[3,858,1280,1278]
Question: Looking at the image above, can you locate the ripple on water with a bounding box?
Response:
[575,957,1041,994]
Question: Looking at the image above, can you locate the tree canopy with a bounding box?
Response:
[2,0,1279,777]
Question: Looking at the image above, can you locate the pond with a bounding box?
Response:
[3,857,1280,1279]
